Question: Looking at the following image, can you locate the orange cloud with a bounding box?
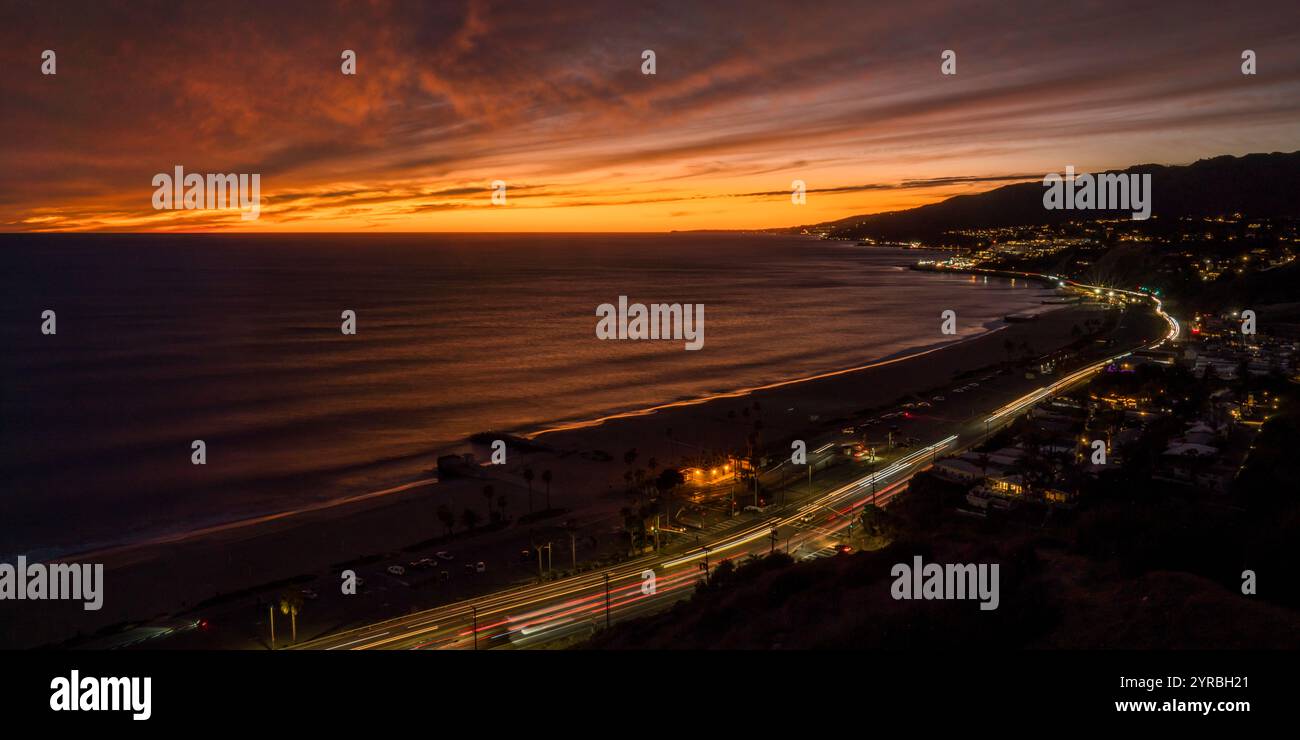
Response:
[1,0,1298,232]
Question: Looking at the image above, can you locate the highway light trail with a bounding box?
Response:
[986,276,1181,426]
[659,436,955,570]
[301,272,1175,651]
[305,436,957,651]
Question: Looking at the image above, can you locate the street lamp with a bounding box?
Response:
[603,573,611,629]
[535,541,553,579]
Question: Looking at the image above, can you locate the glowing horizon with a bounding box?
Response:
[2,0,1299,233]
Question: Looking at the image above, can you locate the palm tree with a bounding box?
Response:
[461,507,480,531]
[481,484,495,520]
[278,593,303,644]
[656,467,686,526]
[541,469,553,511]
[523,467,535,513]
[436,503,455,535]
[619,506,638,554]
[497,494,508,520]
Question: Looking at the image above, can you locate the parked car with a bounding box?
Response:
[436,551,454,561]
[387,565,406,576]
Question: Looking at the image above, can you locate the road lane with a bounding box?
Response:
[296,275,1179,650]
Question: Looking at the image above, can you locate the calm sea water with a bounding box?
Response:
[0,233,1049,557]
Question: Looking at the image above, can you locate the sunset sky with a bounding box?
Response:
[2,0,1299,232]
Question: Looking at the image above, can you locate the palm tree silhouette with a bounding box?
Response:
[278,593,303,644]
[461,507,480,531]
[541,469,553,511]
[436,503,455,535]
[656,468,685,526]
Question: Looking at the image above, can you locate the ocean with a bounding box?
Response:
[0,233,1052,558]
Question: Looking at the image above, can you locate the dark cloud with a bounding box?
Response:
[1,0,1298,230]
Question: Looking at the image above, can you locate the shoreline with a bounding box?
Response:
[523,322,1016,439]
[2,241,1048,566]
[0,301,1145,649]
[44,311,1040,565]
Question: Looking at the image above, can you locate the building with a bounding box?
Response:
[933,458,986,483]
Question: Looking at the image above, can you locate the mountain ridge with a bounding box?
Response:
[792,151,1300,242]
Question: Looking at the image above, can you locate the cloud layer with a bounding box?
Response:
[2,0,1299,231]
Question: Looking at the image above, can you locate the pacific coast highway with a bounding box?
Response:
[296,274,1179,651]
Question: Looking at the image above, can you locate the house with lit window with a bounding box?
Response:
[987,472,1024,496]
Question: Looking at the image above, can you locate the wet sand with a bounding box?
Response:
[1,302,1152,648]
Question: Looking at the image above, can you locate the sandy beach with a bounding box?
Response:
[1,300,1163,648]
